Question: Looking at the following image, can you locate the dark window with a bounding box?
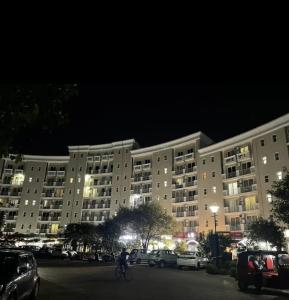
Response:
[203,159,206,165]
[273,135,277,142]
[164,156,167,160]
[265,176,269,183]
[211,157,214,162]
[261,139,265,146]
[275,153,279,160]
[212,172,215,177]
[204,189,207,195]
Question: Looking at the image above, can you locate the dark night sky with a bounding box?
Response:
[25,82,289,156]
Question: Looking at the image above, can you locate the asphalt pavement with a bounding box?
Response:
[37,262,288,300]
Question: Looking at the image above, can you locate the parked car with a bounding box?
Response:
[148,250,178,268]
[0,249,40,300]
[129,249,150,264]
[177,251,208,270]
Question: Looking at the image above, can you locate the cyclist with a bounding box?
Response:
[117,248,130,272]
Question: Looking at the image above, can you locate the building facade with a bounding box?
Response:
[1,114,289,239]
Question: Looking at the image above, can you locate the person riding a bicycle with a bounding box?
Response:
[117,248,130,272]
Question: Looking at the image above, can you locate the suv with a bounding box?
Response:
[0,249,40,300]
[148,250,178,268]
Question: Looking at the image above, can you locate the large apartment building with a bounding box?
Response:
[1,114,289,240]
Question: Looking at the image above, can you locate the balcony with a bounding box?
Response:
[47,171,56,176]
[239,168,251,176]
[240,184,257,194]
[224,155,236,164]
[14,169,24,174]
[94,156,101,162]
[173,211,198,218]
[4,169,13,175]
[226,224,241,231]
[224,206,242,213]
[108,154,114,160]
[133,165,142,172]
[57,171,65,177]
[6,215,17,220]
[237,152,251,161]
[40,204,63,210]
[102,155,108,160]
[175,156,184,163]
[142,163,151,171]
[0,203,19,209]
[184,153,194,161]
[186,166,197,173]
[175,169,185,175]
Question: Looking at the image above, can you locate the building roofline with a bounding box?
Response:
[68,139,136,152]
[131,132,212,156]
[199,113,289,156]
[23,155,69,162]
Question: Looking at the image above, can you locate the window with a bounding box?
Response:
[210,157,214,163]
[265,175,269,183]
[118,150,121,154]
[187,148,194,154]
[21,224,24,229]
[29,177,32,183]
[80,154,83,158]
[273,135,277,142]
[117,176,119,181]
[115,200,118,204]
[116,187,119,192]
[124,175,127,180]
[23,212,26,217]
[79,167,82,172]
[25,200,29,205]
[68,201,71,206]
[277,171,282,180]
[260,139,265,146]
[73,154,76,158]
[76,201,78,206]
[212,186,216,193]
[123,199,125,204]
[164,194,167,199]
[202,172,207,180]
[164,156,167,160]
[32,200,36,206]
[206,220,208,227]
[78,177,81,183]
[126,149,128,153]
[212,172,215,178]
[72,168,74,172]
[228,182,238,195]
[274,153,279,160]
[117,164,120,169]
[30,213,33,217]
[204,189,207,195]
[123,187,126,191]
[203,159,206,165]
[74,213,77,218]
[157,170,160,175]
[31,167,34,171]
[38,167,41,171]
[177,152,183,157]
[70,178,74,183]
[157,157,160,162]
[27,189,30,194]
[164,181,167,187]
[66,213,69,218]
[77,189,80,194]
[205,204,208,210]
[36,178,39,183]
[34,189,37,194]
[125,163,127,168]
[262,156,267,165]
[164,168,167,174]
[266,193,272,203]
[69,190,72,194]
[157,183,160,188]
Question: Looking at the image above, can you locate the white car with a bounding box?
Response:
[177,251,208,270]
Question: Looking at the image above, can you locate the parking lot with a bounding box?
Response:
[37,261,288,300]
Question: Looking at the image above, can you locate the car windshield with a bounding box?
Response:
[0,253,17,274]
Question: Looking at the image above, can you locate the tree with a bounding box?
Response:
[269,172,289,227]
[0,84,79,157]
[64,223,99,252]
[248,218,285,251]
[117,202,175,250]
[198,232,232,256]
[174,241,188,254]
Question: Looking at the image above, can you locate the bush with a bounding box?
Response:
[206,259,236,276]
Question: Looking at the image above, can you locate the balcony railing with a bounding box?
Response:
[57,171,65,177]
[184,153,194,160]
[94,156,101,162]
[175,169,185,175]
[224,155,236,164]
[133,165,142,172]
[4,169,13,175]
[237,152,251,161]
[47,171,56,176]
[14,169,24,174]
[175,156,184,162]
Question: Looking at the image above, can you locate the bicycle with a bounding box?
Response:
[114,264,133,281]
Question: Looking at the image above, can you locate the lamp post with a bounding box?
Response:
[209,205,220,268]
[209,205,219,233]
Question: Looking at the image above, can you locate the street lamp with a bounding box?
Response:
[209,205,219,233]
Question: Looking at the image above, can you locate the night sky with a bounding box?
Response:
[23,82,289,156]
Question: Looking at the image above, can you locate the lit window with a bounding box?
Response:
[260,139,265,146]
[266,193,272,203]
[78,178,81,183]
[157,196,160,201]
[70,178,74,183]
[202,172,207,180]
[25,200,29,205]
[164,168,167,174]
[274,153,279,160]
[265,176,269,183]
[77,189,80,194]
[277,171,282,180]
[273,135,277,142]
[262,156,267,165]
[212,186,216,193]
[29,177,32,183]
[32,200,36,206]
[164,181,167,187]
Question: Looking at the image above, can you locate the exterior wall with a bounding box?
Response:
[1,114,289,238]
